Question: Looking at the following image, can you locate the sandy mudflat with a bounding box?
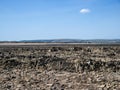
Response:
[0,42,120,46]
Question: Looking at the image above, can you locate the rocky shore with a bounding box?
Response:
[0,45,120,90]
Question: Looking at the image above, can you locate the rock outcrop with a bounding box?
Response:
[0,45,120,89]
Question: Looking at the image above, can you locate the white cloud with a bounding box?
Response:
[80,8,91,14]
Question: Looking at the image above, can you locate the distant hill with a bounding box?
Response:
[19,39,120,44]
[0,39,120,44]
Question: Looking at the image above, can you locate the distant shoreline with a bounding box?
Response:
[0,43,120,46]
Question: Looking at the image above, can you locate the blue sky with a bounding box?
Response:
[0,0,120,41]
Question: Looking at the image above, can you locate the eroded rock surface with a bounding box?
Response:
[0,45,120,90]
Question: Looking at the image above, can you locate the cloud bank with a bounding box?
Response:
[80,8,91,14]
